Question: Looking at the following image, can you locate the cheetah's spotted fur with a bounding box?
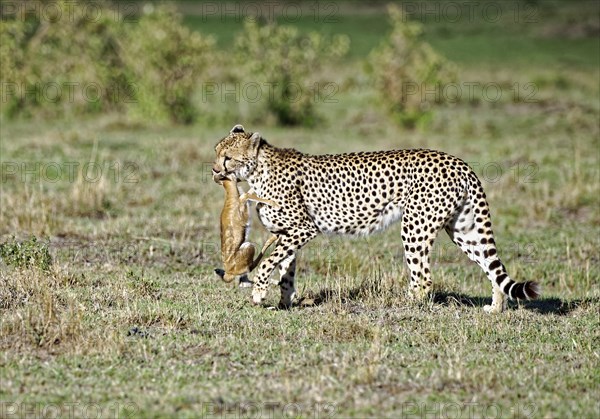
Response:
[212,125,540,312]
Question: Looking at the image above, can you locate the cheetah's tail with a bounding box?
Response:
[465,172,541,302]
[504,280,541,301]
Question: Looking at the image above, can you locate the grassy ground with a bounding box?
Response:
[1,1,599,418]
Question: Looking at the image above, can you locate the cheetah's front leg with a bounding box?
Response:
[401,208,441,301]
[251,231,316,307]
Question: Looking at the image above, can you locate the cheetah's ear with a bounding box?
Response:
[249,132,261,151]
[230,124,245,134]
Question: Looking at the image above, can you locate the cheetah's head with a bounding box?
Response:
[212,124,262,183]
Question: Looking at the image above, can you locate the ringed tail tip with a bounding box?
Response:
[509,281,541,300]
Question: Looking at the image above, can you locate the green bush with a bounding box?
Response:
[0,1,126,118]
[121,4,215,124]
[0,1,214,124]
[368,5,457,128]
[0,236,52,272]
[234,19,349,126]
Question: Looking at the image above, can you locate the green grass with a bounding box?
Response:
[184,0,600,67]
[429,34,600,68]
[1,1,599,418]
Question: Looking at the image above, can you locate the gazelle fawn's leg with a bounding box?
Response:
[249,235,279,271]
[240,191,281,209]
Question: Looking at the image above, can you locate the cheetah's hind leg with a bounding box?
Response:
[444,196,540,313]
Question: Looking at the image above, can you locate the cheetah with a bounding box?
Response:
[212,124,540,313]
[213,174,279,285]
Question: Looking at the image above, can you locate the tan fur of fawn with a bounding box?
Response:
[214,175,280,285]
